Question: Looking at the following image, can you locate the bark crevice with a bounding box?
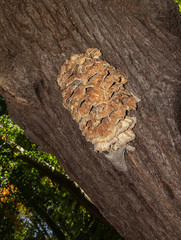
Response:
[0,1,181,239]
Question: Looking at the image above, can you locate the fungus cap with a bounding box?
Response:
[57,48,138,152]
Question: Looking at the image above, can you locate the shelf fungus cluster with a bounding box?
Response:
[57,48,138,153]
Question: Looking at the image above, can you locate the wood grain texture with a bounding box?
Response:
[0,0,181,239]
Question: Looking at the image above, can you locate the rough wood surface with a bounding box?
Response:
[0,0,181,239]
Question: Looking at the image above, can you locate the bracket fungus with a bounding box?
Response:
[57,48,138,153]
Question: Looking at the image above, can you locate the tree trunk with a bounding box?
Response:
[0,0,181,239]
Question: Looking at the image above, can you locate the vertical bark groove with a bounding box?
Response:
[0,0,181,239]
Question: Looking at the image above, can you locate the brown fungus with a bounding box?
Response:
[57,48,138,153]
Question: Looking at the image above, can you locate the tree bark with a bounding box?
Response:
[0,0,181,239]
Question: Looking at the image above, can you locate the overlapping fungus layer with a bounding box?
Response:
[57,48,137,152]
